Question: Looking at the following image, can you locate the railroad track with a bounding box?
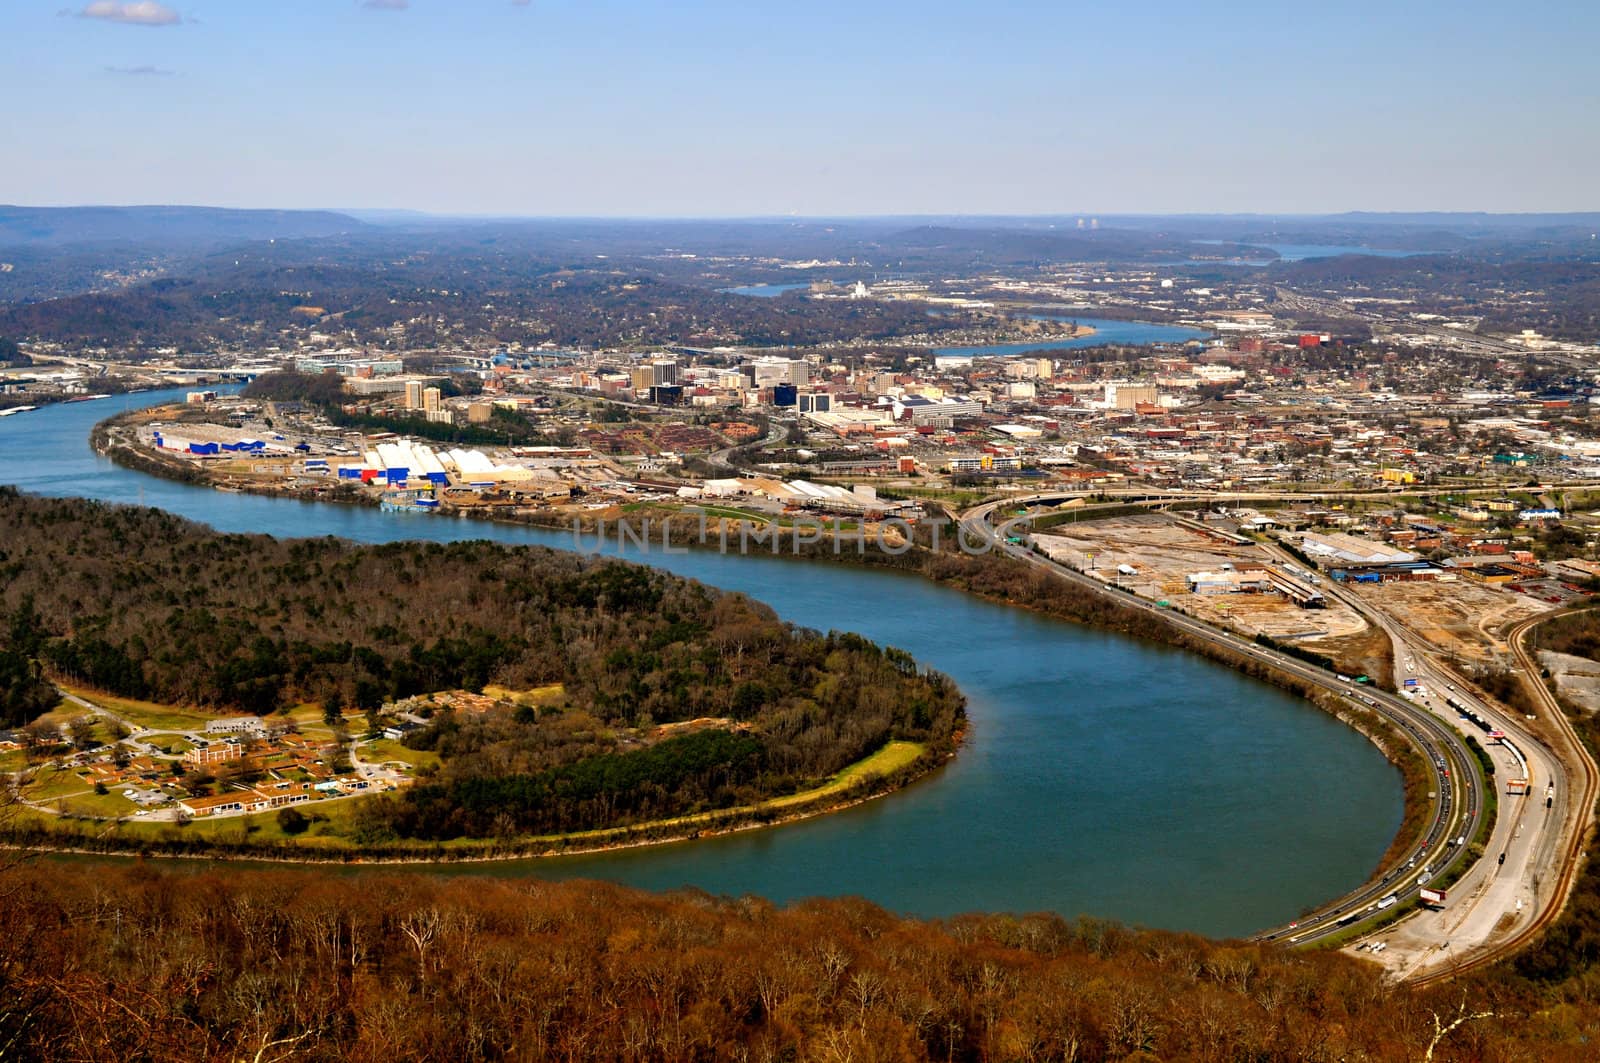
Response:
[1409,609,1599,986]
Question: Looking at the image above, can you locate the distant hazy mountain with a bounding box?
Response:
[328,208,444,226]
[0,205,366,247]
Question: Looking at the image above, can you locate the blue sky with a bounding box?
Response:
[4,0,1596,215]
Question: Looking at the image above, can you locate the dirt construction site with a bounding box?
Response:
[1033,513,1369,643]
[1348,580,1556,669]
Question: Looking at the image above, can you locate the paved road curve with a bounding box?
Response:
[959,498,1485,956]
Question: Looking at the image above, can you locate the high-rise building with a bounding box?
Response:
[404,380,424,410]
[752,358,809,388]
[423,387,442,414]
[630,358,678,392]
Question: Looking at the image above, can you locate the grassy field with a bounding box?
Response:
[34,790,377,849]
[19,766,145,819]
[58,789,142,819]
[15,740,931,858]
[480,683,566,708]
[691,504,777,524]
[764,741,925,810]
[28,707,123,747]
[27,766,90,801]
[874,485,993,509]
[365,739,440,770]
[57,684,219,733]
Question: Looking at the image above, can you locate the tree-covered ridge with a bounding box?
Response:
[0,258,965,352]
[0,489,963,838]
[0,861,1580,1062]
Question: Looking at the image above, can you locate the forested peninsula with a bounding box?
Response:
[0,490,963,854]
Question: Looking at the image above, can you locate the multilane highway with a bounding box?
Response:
[978,489,1597,974]
[1254,542,1596,977]
[1011,482,1600,506]
[1274,555,1576,977]
[1403,609,1599,985]
[958,498,1486,956]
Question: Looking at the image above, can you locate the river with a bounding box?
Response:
[1191,240,1433,266]
[717,283,813,298]
[0,391,1401,936]
[934,316,1211,359]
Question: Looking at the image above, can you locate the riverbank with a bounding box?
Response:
[89,414,1430,884]
[6,739,948,866]
[1,487,972,868]
[0,390,1399,934]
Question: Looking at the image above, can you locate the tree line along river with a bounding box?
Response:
[0,389,1401,937]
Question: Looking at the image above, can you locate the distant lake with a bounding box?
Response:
[1192,240,1431,263]
[1260,244,1428,261]
[936,315,1211,359]
[718,283,813,298]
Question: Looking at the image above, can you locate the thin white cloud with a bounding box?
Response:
[75,2,182,25]
[106,64,176,76]
[361,0,409,10]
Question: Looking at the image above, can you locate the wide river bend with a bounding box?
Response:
[0,390,1400,936]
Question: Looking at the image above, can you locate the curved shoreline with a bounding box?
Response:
[13,742,957,868]
[81,408,1426,884]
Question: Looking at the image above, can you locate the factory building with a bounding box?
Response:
[1295,532,1419,570]
[1186,569,1275,595]
[1104,383,1159,410]
[894,395,983,427]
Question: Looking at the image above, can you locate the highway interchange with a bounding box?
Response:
[1295,559,1582,978]
[957,492,1594,979]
